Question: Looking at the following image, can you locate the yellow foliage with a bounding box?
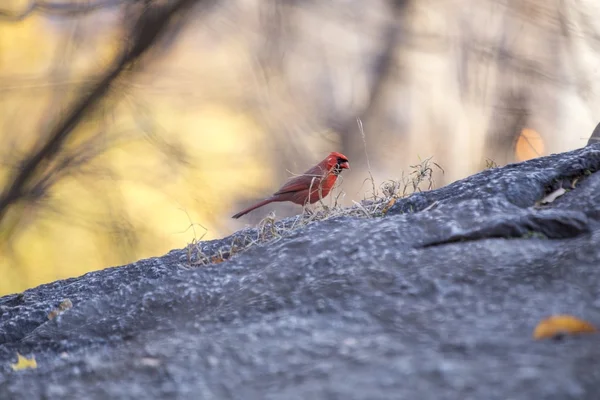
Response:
[0,14,54,74]
[0,7,120,75]
[0,103,271,295]
[10,353,37,371]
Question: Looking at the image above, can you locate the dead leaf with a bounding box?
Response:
[538,187,566,205]
[211,256,224,264]
[571,177,579,189]
[11,353,37,371]
[533,315,597,340]
[48,298,73,320]
[381,198,396,214]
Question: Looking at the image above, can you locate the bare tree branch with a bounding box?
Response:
[0,0,214,230]
[336,0,408,167]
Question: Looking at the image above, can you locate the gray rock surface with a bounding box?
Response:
[2,143,600,400]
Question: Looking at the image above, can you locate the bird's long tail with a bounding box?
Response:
[231,197,277,219]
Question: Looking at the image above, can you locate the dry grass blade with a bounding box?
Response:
[357,118,377,199]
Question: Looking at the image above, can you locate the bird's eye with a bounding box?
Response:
[337,157,348,164]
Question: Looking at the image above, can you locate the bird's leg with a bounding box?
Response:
[302,205,315,217]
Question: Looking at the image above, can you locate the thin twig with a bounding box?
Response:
[0,0,213,228]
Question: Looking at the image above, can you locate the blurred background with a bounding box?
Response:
[1,0,599,295]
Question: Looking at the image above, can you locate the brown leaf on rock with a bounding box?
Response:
[48,298,73,320]
[210,255,225,264]
[381,198,396,214]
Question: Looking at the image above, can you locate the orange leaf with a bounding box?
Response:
[533,315,597,340]
[382,198,396,214]
[48,298,73,320]
[211,255,225,264]
[516,128,545,161]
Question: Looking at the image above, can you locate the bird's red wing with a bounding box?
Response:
[273,175,311,195]
[273,164,326,195]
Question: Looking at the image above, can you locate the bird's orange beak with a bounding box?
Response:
[340,161,350,170]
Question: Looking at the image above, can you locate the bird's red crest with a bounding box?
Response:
[329,151,348,160]
[325,151,350,169]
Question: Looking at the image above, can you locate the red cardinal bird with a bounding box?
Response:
[232,151,350,219]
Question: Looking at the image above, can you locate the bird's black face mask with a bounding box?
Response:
[332,157,350,175]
